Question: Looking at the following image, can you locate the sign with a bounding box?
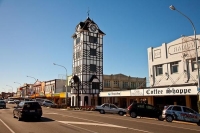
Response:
[107,91,121,96]
[144,86,198,96]
[131,89,143,96]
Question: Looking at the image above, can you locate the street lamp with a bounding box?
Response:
[14,82,22,97]
[53,63,68,105]
[169,5,200,112]
[6,85,13,96]
[27,75,37,99]
[169,5,199,88]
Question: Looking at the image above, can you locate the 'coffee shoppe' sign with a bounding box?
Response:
[144,86,198,96]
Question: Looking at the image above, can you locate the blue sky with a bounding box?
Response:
[0,0,200,92]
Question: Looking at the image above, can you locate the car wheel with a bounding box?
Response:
[130,112,137,118]
[13,113,16,118]
[197,121,200,126]
[100,109,105,114]
[158,115,164,121]
[118,111,124,116]
[166,115,173,122]
[18,113,22,121]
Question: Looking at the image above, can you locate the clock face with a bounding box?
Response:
[90,24,97,32]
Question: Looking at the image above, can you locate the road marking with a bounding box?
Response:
[63,123,98,133]
[44,113,58,114]
[57,120,152,133]
[46,110,200,132]
[0,119,15,133]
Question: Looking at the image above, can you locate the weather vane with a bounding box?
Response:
[87,7,90,17]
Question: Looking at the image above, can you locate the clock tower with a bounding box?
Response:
[70,16,105,107]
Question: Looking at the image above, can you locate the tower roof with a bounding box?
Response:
[72,17,105,37]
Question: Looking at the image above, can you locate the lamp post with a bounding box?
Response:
[53,63,68,105]
[6,85,13,96]
[27,75,37,99]
[169,5,200,112]
[14,82,22,97]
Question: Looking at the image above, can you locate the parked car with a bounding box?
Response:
[42,100,55,107]
[13,101,42,121]
[126,103,164,121]
[14,100,20,104]
[7,99,15,104]
[95,103,126,116]
[0,100,6,108]
[162,105,200,126]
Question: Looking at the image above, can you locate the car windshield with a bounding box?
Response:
[0,100,5,103]
[23,102,41,109]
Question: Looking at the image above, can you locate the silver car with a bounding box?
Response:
[95,103,126,116]
[162,105,200,126]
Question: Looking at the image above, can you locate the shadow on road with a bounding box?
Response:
[23,117,55,122]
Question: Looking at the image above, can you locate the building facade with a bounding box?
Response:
[147,35,200,111]
[70,16,105,107]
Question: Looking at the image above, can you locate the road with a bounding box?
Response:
[0,104,200,133]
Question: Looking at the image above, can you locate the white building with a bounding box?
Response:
[147,35,200,111]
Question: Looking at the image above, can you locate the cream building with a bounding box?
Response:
[101,74,146,108]
[147,35,200,111]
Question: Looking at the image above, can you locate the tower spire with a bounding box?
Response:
[87,7,90,18]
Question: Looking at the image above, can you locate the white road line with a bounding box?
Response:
[44,113,152,133]
[45,111,200,132]
[65,123,98,133]
[0,119,15,133]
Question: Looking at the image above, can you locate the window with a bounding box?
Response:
[89,36,97,43]
[191,57,200,71]
[102,104,109,108]
[183,107,195,114]
[76,52,80,59]
[155,65,163,76]
[171,61,179,74]
[92,82,100,89]
[122,81,128,88]
[110,104,117,109]
[114,81,119,87]
[90,64,96,72]
[130,82,136,89]
[137,104,145,109]
[146,105,155,110]
[76,37,80,44]
[104,80,110,87]
[172,106,182,111]
[90,48,96,56]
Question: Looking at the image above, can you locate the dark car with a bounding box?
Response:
[13,101,42,121]
[126,103,164,121]
[0,100,6,108]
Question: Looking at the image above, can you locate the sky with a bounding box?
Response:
[0,0,200,93]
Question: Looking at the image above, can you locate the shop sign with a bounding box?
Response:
[131,89,143,96]
[144,87,197,96]
[107,91,121,96]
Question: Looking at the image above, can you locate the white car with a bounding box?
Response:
[95,103,126,116]
[7,100,15,104]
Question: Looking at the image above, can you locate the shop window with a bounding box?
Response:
[191,57,200,71]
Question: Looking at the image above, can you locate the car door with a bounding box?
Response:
[102,103,110,113]
[109,104,118,114]
[145,104,157,118]
[136,103,146,117]
[182,107,199,123]
[171,106,183,121]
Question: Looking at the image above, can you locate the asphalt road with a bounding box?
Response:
[0,104,200,133]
